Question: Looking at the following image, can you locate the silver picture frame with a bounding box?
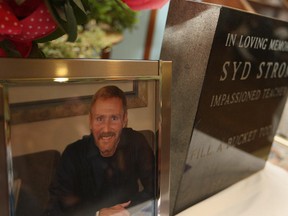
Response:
[0,58,171,216]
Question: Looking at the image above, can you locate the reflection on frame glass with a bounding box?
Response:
[0,59,171,216]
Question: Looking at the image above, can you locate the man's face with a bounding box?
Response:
[89,97,127,157]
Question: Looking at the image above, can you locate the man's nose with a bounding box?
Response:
[102,119,111,132]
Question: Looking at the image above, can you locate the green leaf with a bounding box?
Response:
[70,0,88,24]
[36,28,65,43]
[28,42,46,58]
[64,0,78,42]
[45,0,78,42]
[86,0,137,32]
[45,0,66,31]
[73,0,85,12]
[80,0,90,11]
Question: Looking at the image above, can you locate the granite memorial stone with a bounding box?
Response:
[160,1,288,214]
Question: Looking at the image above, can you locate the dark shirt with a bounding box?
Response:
[45,128,155,216]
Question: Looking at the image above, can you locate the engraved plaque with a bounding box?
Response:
[161,1,288,214]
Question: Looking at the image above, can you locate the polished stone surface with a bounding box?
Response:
[161,1,220,214]
[161,1,288,214]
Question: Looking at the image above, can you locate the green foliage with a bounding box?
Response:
[38,0,138,58]
[45,0,88,42]
[39,21,120,58]
[86,0,137,32]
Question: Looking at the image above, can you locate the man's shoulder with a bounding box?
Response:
[63,135,92,154]
[122,128,144,138]
[122,128,152,147]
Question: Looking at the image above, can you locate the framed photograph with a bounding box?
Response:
[0,58,171,216]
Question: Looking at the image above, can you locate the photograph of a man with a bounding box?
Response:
[44,85,155,216]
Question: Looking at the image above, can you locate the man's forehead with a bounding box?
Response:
[91,99,125,113]
[95,97,122,104]
[93,97,118,105]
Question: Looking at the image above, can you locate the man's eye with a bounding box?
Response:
[111,116,119,121]
[96,116,103,122]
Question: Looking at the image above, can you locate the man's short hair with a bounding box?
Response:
[90,85,127,113]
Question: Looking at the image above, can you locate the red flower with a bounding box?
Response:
[0,0,57,57]
[122,0,169,10]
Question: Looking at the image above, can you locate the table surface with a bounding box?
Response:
[177,161,288,216]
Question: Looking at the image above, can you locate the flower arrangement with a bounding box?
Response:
[0,0,169,58]
[39,19,124,58]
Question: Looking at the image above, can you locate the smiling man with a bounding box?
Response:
[45,86,155,216]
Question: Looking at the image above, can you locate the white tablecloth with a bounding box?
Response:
[177,162,288,216]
